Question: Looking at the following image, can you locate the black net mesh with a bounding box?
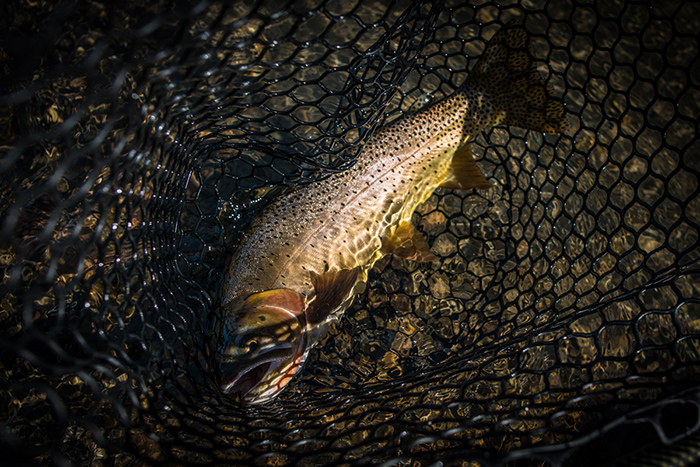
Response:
[1,0,699,465]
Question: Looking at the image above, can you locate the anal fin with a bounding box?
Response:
[439,143,492,191]
[382,221,437,262]
[307,268,359,325]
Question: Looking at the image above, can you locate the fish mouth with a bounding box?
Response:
[219,342,306,404]
[220,359,278,400]
[219,349,285,396]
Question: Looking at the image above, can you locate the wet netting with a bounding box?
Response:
[1,0,699,465]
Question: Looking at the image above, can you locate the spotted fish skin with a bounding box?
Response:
[217,24,568,404]
[226,86,482,301]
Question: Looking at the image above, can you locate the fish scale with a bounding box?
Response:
[226,91,478,303]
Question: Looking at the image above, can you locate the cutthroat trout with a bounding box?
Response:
[215,24,568,405]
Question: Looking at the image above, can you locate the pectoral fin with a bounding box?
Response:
[382,221,437,262]
[439,144,492,191]
[306,268,360,325]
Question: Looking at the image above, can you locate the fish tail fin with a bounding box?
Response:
[466,23,568,134]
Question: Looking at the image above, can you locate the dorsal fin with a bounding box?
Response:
[306,268,359,325]
[381,221,437,262]
[439,143,492,191]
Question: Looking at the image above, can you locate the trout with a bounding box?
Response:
[215,24,568,405]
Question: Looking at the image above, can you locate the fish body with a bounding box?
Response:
[216,24,568,405]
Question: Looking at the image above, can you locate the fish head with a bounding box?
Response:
[215,288,308,405]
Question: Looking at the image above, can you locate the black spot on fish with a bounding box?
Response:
[259,315,266,322]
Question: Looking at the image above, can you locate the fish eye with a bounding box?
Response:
[225,336,260,357]
[243,337,259,353]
